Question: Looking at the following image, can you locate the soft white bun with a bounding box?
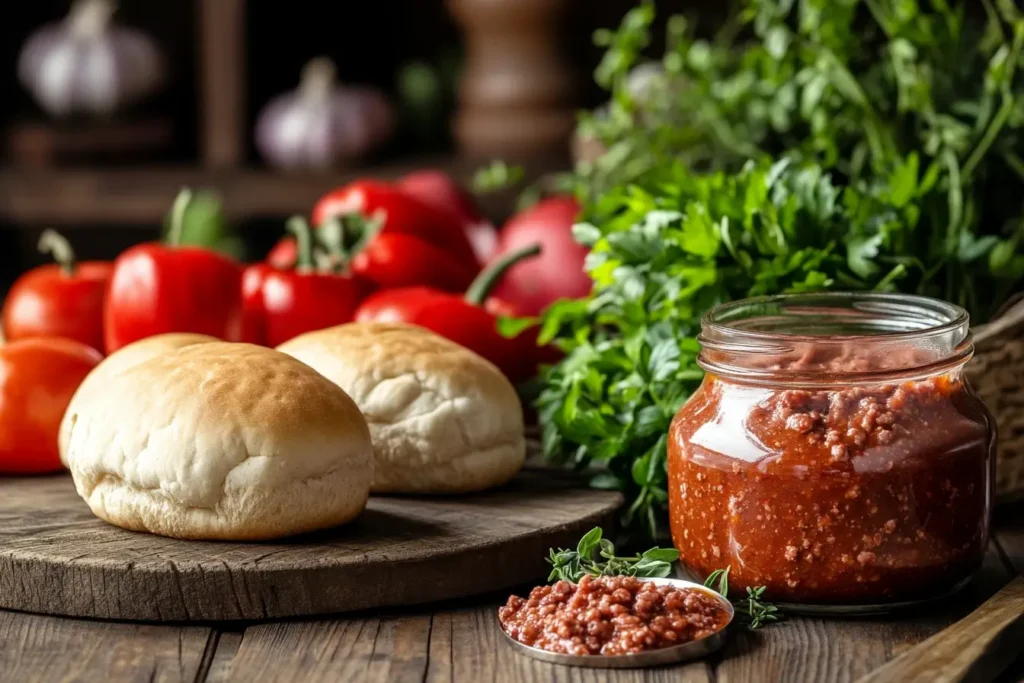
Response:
[278,323,525,494]
[63,342,374,540]
[59,333,218,464]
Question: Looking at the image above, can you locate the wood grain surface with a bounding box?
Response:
[0,610,211,683]
[1,486,1020,682]
[196,540,1020,683]
[707,542,1015,683]
[0,471,620,621]
[222,606,714,683]
[0,531,1020,683]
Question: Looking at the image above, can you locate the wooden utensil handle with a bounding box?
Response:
[856,576,1024,683]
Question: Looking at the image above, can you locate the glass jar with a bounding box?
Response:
[668,293,995,613]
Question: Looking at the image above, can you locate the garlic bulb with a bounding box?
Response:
[255,57,395,171]
[17,0,165,118]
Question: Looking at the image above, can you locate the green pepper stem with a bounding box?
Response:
[348,212,385,258]
[167,188,193,247]
[38,229,77,275]
[318,217,348,263]
[286,216,315,270]
[315,212,384,272]
[465,244,541,306]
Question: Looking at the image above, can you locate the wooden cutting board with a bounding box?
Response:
[0,470,621,622]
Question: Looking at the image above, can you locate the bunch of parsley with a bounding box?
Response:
[572,0,1024,318]
[537,0,1024,543]
[538,159,908,541]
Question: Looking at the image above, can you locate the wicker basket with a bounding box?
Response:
[967,294,1024,503]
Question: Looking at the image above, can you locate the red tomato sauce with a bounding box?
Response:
[668,365,994,605]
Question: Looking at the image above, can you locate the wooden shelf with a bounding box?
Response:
[0,157,566,226]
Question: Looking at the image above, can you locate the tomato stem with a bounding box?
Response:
[166,188,193,247]
[465,243,541,306]
[38,229,77,275]
[286,216,315,270]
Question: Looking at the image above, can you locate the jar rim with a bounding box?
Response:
[698,293,973,385]
[701,292,969,342]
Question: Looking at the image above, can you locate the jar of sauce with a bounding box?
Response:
[668,293,995,612]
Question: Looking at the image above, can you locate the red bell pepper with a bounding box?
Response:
[314,180,479,265]
[2,230,112,353]
[104,190,244,354]
[244,217,369,347]
[396,170,499,263]
[354,245,555,383]
[353,284,514,321]
[267,179,482,292]
[350,232,476,292]
[241,262,273,345]
[269,222,477,293]
[354,286,448,323]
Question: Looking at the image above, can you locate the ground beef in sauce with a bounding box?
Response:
[668,369,993,605]
[498,575,730,656]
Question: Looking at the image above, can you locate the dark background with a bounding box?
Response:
[0,0,715,293]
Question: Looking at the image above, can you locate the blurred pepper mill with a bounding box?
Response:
[447,0,576,159]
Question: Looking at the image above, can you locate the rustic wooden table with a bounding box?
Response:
[1,507,1021,683]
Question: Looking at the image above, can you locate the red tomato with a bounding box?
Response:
[0,338,102,474]
[2,231,112,353]
[490,196,592,316]
[2,261,112,353]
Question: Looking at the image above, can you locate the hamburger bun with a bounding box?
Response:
[278,322,525,494]
[59,333,218,464]
[62,342,373,540]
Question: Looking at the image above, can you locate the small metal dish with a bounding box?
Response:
[497,577,734,669]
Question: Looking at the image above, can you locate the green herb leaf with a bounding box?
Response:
[536,0,1024,546]
[572,222,604,247]
[576,527,604,559]
[640,547,680,563]
[495,316,537,339]
[703,567,730,597]
[472,161,524,194]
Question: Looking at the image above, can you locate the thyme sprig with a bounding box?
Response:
[704,567,781,630]
[547,527,679,582]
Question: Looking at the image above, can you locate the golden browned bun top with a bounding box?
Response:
[278,323,525,494]
[62,342,373,540]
